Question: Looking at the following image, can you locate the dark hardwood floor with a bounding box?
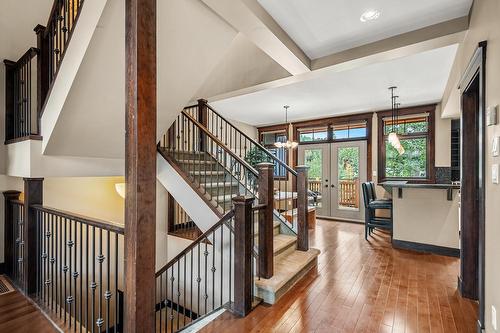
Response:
[199,219,478,333]
[0,279,58,333]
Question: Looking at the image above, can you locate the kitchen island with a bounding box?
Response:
[379,181,460,256]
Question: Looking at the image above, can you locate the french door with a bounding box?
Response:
[298,141,367,222]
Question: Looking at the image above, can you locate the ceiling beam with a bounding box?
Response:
[207,16,468,103]
[201,0,311,75]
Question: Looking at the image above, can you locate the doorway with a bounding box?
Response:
[298,140,367,222]
[459,41,486,330]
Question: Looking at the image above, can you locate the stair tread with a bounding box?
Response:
[272,234,297,255]
[203,182,239,188]
[190,170,226,175]
[178,159,216,164]
[254,248,320,292]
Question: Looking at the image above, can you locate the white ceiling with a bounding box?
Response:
[211,44,458,126]
[257,0,472,59]
[0,0,53,61]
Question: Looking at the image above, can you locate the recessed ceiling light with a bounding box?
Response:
[360,9,380,22]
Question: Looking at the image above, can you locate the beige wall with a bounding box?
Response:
[393,188,459,249]
[43,177,125,224]
[441,0,500,331]
[0,176,24,263]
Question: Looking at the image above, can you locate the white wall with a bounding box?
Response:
[441,0,500,330]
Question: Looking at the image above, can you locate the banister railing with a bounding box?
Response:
[184,101,311,237]
[168,195,202,240]
[36,0,85,115]
[4,48,40,142]
[159,109,259,214]
[32,204,124,333]
[155,196,258,332]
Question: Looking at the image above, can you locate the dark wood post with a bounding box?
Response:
[3,191,21,276]
[125,0,157,331]
[296,166,309,251]
[34,25,49,120]
[257,162,274,278]
[198,99,208,151]
[23,178,43,294]
[4,60,16,141]
[232,195,254,317]
[167,193,175,234]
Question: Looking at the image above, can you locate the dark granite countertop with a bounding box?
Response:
[378,181,460,190]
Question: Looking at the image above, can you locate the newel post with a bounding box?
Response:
[198,98,208,151]
[23,178,43,294]
[34,25,49,120]
[3,191,21,277]
[296,166,309,251]
[233,196,254,317]
[4,60,16,141]
[257,163,274,278]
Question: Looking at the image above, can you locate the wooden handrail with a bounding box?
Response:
[155,210,235,277]
[202,104,299,177]
[31,204,125,234]
[181,110,259,177]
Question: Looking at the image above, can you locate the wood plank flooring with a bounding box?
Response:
[199,219,478,333]
[0,280,59,333]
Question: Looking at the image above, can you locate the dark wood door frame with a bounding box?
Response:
[458,41,486,332]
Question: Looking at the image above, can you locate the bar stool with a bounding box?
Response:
[361,182,393,240]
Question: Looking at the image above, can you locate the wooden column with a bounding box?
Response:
[124,0,157,331]
[257,162,274,278]
[233,196,254,317]
[3,191,21,276]
[34,25,49,119]
[23,178,43,294]
[198,99,208,151]
[4,60,16,141]
[296,166,309,251]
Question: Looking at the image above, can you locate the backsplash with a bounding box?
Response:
[435,167,451,184]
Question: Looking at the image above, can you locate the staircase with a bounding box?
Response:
[157,100,320,311]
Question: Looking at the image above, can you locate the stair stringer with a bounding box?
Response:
[157,153,220,233]
[41,0,108,154]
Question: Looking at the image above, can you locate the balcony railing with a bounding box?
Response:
[339,179,359,209]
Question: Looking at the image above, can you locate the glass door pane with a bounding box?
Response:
[298,144,330,217]
[337,146,360,210]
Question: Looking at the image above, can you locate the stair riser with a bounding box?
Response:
[189,173,229,183]
[178,162,219,171]
[203,185,240,197]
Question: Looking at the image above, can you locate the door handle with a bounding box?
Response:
[331,184,335,188]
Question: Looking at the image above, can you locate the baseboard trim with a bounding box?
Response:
[392,239,460,258]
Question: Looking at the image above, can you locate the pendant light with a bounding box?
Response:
[388,87,404,155]
[274,105,299,149]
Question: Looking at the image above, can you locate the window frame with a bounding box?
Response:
[377,105,436,184]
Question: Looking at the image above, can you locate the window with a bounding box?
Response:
[298,127,328,143]
[378,107,435,182]
[332,122,367,140]
[297,121,368,144]
[259,130,288,178]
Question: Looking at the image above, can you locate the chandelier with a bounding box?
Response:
[388,87,405,155]
[274,105,298,149]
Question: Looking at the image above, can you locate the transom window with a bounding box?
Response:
[297,121,368,143]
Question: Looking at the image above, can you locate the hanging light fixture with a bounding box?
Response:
[274,105,299,149]
[388,87,404,155]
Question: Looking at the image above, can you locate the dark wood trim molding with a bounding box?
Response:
[5,135,43,145]
[124,0,157,331]
[458,41,487,331]
[260,112,373,180]
[377,104,437,184]
[392,239,460,258]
